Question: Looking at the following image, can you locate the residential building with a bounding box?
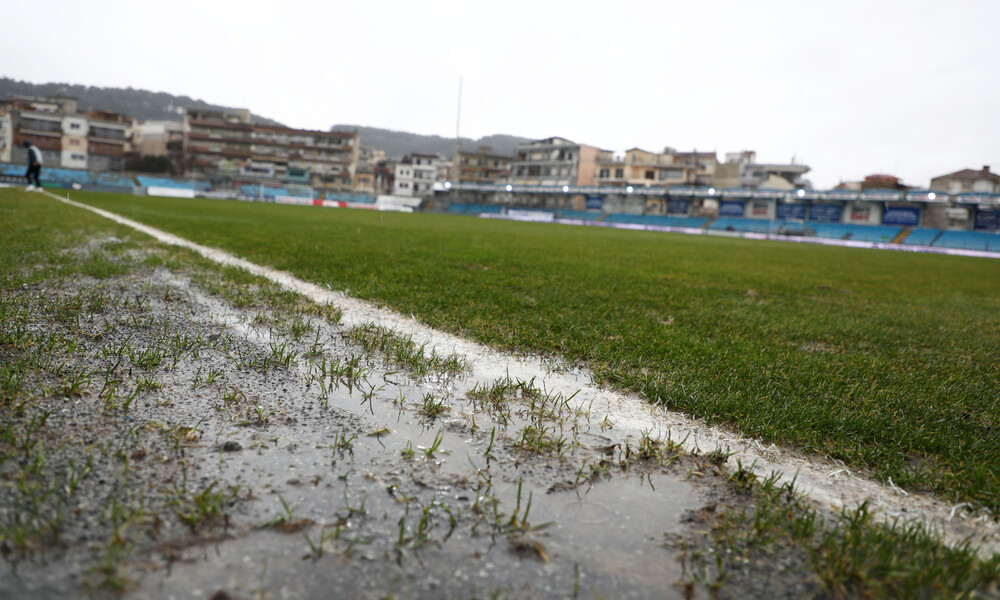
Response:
[712,150,811,190]
[930,166,1000,195]
[0,112,11,163]
[0,95,133,172]
[455,147,511,184]
[354,164,376,194]
[2,96,73,169]
[861,174,907,191]
[135,121,184,157]
[61,113,88,170]
[393,153,441,197]
[673,150,719,185]
[392,154,439,197]
[375,160,395,195]
[510,137,603,186]
[85,110,131,172]
[358,144,386,165]
[595,147,696,188]
[354,144,385,193]
[436,158,452,184]
[183,110,359,195]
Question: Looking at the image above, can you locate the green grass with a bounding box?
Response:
[40,190,1000,512]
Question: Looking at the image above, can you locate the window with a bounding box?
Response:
[599,168,610,178]
[543,167,551,176]
[71,153,85,161]
[528,166,540,176]
[659,169,684,180]
[645,170,654,180]
[615,168,624,178]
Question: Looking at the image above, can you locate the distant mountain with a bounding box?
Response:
[0,77,285,126]
[331,125,530,160]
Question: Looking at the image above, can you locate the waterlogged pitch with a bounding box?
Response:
[59,191,1000,511]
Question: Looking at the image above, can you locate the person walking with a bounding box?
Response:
[23,140,43,191]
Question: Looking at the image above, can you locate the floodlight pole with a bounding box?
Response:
[455,76,462,188]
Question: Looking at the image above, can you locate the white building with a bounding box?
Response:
[61,115,88,169]
[930,166,1000,195]
[393,153,440,197]
[0,112,11,163]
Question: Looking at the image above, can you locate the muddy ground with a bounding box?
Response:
[0,230,845,600]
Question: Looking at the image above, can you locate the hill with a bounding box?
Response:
[331,124,530,160]
[0,77,285,126]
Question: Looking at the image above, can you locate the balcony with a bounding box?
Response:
[18,119,62,134]
[89,143,125,157]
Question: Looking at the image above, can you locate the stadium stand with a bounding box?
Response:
[707,217,774,234]
[901,228,942,246]
[323,193,376,204]
[840,225,903,243]
[448,203,504,215]
[91,173,136,188]
[2,164,134,190]
[556,210,603,221]
[239,184,288,200]
[803,223,901,242]
[604,213,710,228]
[136,176,211,191]
[934,230,1000,252]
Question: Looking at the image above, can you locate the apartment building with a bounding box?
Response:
[0,112,11,163]
[455,147,511,184]
[930,166,1000,195]
[673,150,719,185]
[712,150,811,190]
[85,110,131,172]
[595,147,696,188]
[183,109,359,194]
[135,121,184,157]
[0,96,133,171]
[393,153,441,197]
[510,137,603,186]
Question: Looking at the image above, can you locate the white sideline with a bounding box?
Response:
[43,189,1000,557]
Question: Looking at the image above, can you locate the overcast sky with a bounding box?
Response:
[3,0,998,189]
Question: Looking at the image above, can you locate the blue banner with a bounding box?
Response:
[667,198,690,215]
[776,202,807,220]
[719,200,745,217]
[882,206,921,226]
[585,196,603,210]
[974,210,1000,231]
[809,204,842,223]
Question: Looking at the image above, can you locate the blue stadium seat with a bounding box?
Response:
[901,228,941,246]
[557,210,603,221]
[841,225,902,243]
[137,176,207,191]
[708,217,774,233]
[605,213,709,228]
[934,230,1000,252]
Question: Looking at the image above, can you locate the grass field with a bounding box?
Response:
[44,191,1000,511]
